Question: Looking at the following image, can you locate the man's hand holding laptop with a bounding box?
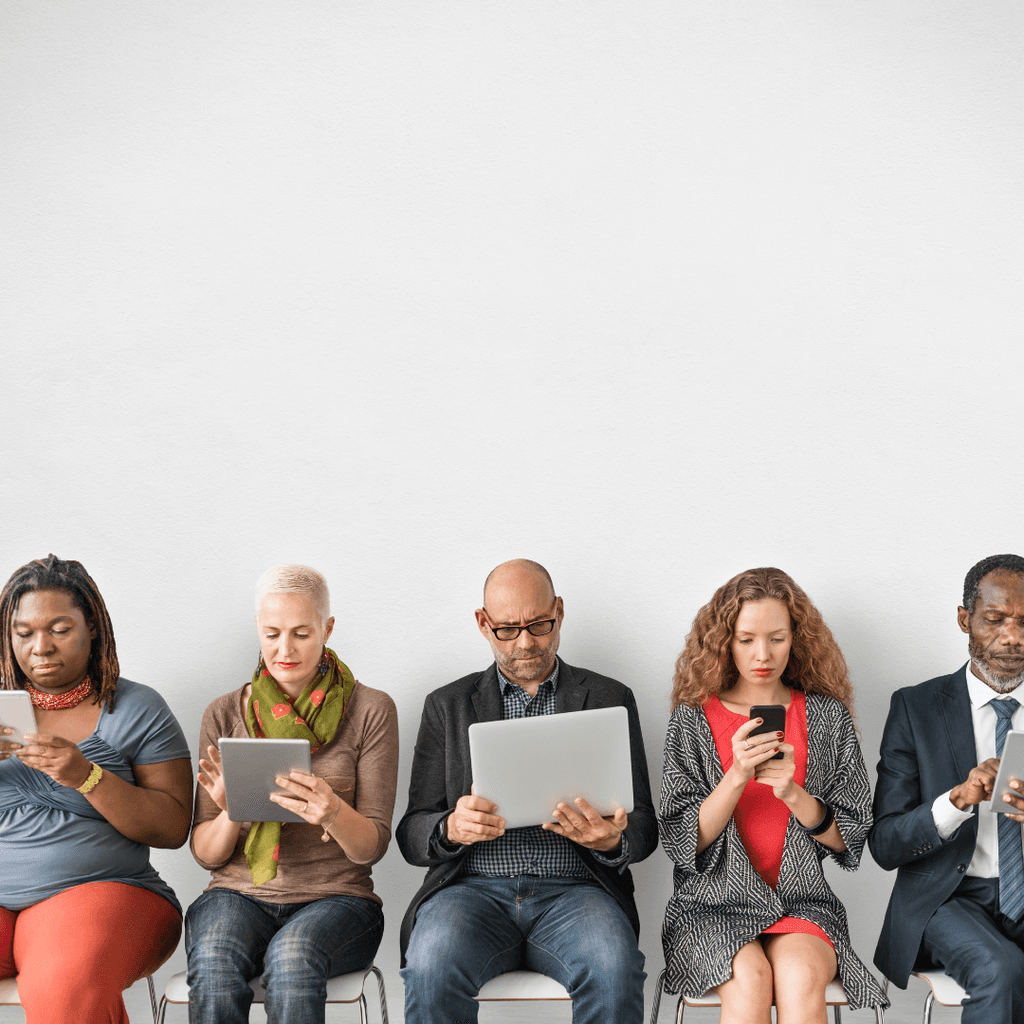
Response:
[543,797,626,852]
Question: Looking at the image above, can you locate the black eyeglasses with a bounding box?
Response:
[484,617,557,642]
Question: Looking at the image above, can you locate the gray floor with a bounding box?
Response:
[0,973,964,1024]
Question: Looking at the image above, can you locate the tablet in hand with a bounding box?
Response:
[218,738,312,823]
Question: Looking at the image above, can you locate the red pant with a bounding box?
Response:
[0,881,181,1023]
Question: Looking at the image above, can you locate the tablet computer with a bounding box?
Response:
[468,706,633,830]
[987,730,1024,815]
[0,691,38,747]
[219,738,312,823]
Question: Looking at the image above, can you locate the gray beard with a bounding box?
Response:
[971,656,1024,694]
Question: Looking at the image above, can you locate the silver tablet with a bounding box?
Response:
[219,738,312,823]
[468,706,633,830]
[0,691,38,747]
[987,730,1024,815]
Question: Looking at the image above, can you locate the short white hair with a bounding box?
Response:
[255,564,331,624]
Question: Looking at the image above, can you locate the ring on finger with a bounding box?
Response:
[744,741,751,750]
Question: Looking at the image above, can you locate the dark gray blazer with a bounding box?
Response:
[395,658,659,964]
[869,664,981,987]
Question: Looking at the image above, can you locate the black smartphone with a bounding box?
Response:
[749,704,785,759]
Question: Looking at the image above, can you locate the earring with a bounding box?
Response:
[256,651,267,676]
[319,646,330,677]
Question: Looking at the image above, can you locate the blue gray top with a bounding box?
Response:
[0,677,191,913]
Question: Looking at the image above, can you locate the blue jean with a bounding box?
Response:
[185,888,384,1024]
[401,875,646,1024]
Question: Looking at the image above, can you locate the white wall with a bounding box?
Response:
[2,1,1023,1019]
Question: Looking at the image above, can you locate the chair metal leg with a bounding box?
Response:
[368,964,389,1024]
[649,968,666,1024]
[833,1004,842,1023]
[359,991,367,1024]
[922,991,934,1024]
[156,994,168,1024]
[147,976,158,1024]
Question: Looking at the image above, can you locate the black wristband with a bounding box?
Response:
[798,798,834,836]
[436,813,467,851]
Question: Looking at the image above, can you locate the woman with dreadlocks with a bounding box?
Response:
[0,554,191,1023]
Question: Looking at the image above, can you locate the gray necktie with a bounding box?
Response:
[991,698,1024,920]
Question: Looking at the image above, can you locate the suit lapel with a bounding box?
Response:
[470,664,503,722]
[554,660,589,713]
[940,664,977,783]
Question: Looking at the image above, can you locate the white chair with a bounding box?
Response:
[912,969,968,1022]
[475,969,571,1005]
[0,974,158,1022]
[649,968,885,1023]
[155,965,388,1023]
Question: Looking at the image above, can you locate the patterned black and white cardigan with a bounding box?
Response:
[659,692,888,1011]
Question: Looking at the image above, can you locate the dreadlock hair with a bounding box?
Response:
[671,566,854,716]
[0,554,120,712]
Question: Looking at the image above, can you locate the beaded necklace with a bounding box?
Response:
[24,676,93,710]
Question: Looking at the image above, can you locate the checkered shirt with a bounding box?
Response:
[453,660,628,877]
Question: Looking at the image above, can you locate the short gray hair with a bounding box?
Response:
[255,564,331,623]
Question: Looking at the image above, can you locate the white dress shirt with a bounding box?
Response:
[931,663,1024,877]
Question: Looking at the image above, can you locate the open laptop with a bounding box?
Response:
[468,706,633,829]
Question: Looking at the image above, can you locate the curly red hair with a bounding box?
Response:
[671,567,854,714]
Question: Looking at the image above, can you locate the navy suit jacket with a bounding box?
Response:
[394,658,659,965]
[869,664,980,986]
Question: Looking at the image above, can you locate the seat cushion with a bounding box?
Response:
[683,978,849,1007]
[476,971,571,1000]
[162,968,371,1005]
[0,977,19,1006]
[912,970,968,1007]
[0,974,156,1006]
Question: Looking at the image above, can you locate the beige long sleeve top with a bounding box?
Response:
[190,679,398,905]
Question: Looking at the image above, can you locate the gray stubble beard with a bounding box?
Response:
[969,650,1024,695]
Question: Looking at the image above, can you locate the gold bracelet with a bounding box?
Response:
[320,796,342,843]
[77,762,103,795]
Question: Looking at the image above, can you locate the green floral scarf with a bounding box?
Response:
[243,647,355,885]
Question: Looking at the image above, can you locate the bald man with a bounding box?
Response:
[396,559,657,1024]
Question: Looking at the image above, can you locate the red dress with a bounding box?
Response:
[704,690,833,948]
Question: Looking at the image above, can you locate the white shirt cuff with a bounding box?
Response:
[932,789,973,839]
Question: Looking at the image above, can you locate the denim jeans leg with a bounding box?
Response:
[522,879,646,1024]
[261,895,385,1024]
[185,889,278,1024]
[401,877,524,1024]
